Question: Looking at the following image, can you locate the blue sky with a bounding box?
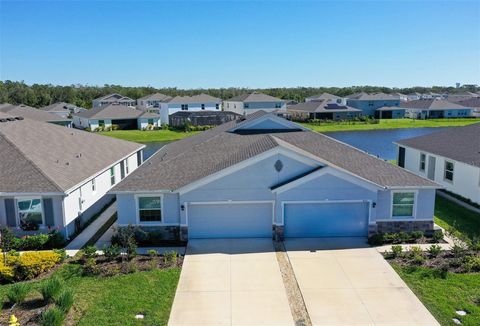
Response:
[0,0,479,88]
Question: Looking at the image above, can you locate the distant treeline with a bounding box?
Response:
[1,80,478,109]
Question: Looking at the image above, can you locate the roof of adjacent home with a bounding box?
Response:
[112,111,438,192]
[288,100,361,113]
[73,103,145,119]
[93,93,135,102]
[396,123,480,167]
[455,97,480,108]
[170,110,241,118]
[167,94,221,104]
[137,93,172,102]
[346,92,398,101]
[227,92,286,103]
[0,103,71,123]
[376,106,406,111]
[305,93,342,101]
[399,99,468,110]
[0,112,144,193]
[40,102,80,112]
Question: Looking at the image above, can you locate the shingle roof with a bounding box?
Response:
[396,123,480,167]
[288,100,361,113]
[305,93,342,101]
[455,98,480,108]
[167,94,221,104]
[0,112,144,193]
[346,92,398,101]
[227,92,286,103]
[93,93,134,102]
[73,103,144,119]
[40,102,78,112]
[113,112,438,192]
[400,99,468,110]
[137,93,172,102]
[376,106,407,111]
[170,110,241,118]
[0,104,71,123]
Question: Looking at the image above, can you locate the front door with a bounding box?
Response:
[427,156,436,180]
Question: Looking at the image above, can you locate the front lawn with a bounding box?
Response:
[98,129,199,142]
[392,264,480,325]
[434,195,480,240]
[302,118,480,133]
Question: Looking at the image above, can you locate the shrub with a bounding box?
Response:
[83,245,98,259]
[103,265,121,277]
[103,244,121,260]
[467,237,480,252]
[368,234,384,246]
[19,234,50,250]
[55,288,74,313]
[391,245,403,258]
[121,261,137,274]
[40,276,64,302]
[111,124,120,130]
[397,232,410,243]
[451,242,467,258]
[126,240,137,260]
[83,258,100,276]
[0,264,15,283]
[462,255,480,272]
[164,250,178,265]
[410,231,424,241]
[407,246,425,264]
[432,230,444,243]
[40,307,65,326]
[6,282,31,304]
[0,227,16,263]
[53,249,67,262]
[147,249,158,257]
[14,251,61,280]
[427,244,442,257]
[45,231,65,249]
[85,127,91,132]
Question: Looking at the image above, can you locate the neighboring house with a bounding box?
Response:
[159,94,221,124]
[391,92,408,102]
[0,112,144,238]
[346,93,400,117]
[111,111,439,240]
[92,93,136,108]
[288,100,361,121]
[445,92,479,103]
[0,103,72,127]
[136,93,172,111]
[72,103,161,130]
[406,92,422,101]
[455,97,480,117]
[305,93,345,104]
[420,92,444,100]
[375,106,407,119]
[401,99,472,119]
[169,111,241,127]
[396,123,480,205]
[40,102,86,118]
[224,92,287,116]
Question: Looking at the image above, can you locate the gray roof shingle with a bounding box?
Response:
[400,99,467,110]
[0,104,71,123]
[73,103,144,119]
[227,92,286,103]
[288,100,361,113]
[167,94,221,104]
[137,93,172,102]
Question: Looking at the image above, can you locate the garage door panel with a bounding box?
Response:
[284,202,368,238]
[188,203,272,239]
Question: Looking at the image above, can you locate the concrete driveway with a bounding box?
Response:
[168,238,294,326]
[285,238,439,326]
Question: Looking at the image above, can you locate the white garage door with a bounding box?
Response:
[284,201,369,238]
[188,202,273,239]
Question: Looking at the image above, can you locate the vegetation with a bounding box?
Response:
[6,283,31,304]
[434,195,480,240]
[40,276,64,302]
[98,129,199,142]
[0,251,62,282]
[367,230,443,246]
[40,307,65,326]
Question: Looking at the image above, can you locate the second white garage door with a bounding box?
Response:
[187,202,273,239]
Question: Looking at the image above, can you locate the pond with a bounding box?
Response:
[141,127,451,161]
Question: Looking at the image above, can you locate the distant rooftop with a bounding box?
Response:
[137,93,172,102]
[0,103,71,123]
[288,99,361,113]
[167,93,221,104]
[346,92,398,101]
[227,91,286,103]
[400,99,468,110]
[73,103,148,119]
[93,93,135,102]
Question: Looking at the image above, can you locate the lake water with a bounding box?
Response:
[141,127,450,161]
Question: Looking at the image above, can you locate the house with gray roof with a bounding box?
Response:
[159,94,222,125]
[305,92,344,103]
[0,103,72,127]
[346,93,400,116]
[396,123,480,204]
[401,99,472,119]
[40,102,86,118]
[72,103,161,130]
[136,93,172,111]
[224,92,287,116]
[92,93,136,108]
[111,111,439,240]
[288,99,361,121]
[454,97,480,117]
[375,106,407,119]
[0,112,144,238]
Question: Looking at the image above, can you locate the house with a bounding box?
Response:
[445,92,479,103]
[92,93,136,108]
[0,103,72,127]
[159,94,222,124]
[375,106,407,119]
[72,103,161,130]
[136,93,172,111]
[111,111,439,240]
[288,99,362,121]
[401,99,472,119]
[420,92,445,100]
[406,92,422,101]
[391,92,408,102]
[0,112,144,238]
[346,93,400,117]
[396,123,480,205]
[224,92,287,116]
[455,97,480,117]
[169,111,241,127]
[40,102,86,118]
[305,93,345,103]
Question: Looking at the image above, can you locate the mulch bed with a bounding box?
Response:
[1,294,55,326]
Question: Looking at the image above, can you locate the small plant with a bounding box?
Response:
[55,288,74,313]
[8,314,20,326]
[462,255,480,272]
[147,249,158,257]
[53,248,67,262]
[427,244,442,257]
[407,246,425,264]
[83,245,98,259]
[126,240,137,260]
[6,282,31,304]
[103,244,121,260]
[104,265,121,277]
[450,241,467,258]
[121,261,137,274]
[397,232,410,243]
[467,237,480,252]
[432,230,444,243]
[368,234,384,246]
[40,276,64,302]
[390,245,403,258]
[83,258,100,276]
[40,307,65,326]
[410,231,424,241]
[164,250,178,265]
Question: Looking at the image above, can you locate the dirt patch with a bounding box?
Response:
[274,242,312,326]
[1,293,54,326]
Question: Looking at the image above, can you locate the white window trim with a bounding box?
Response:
[135,194,164,225]
[15,196,46,228]
[390,190,418,219]
[443,160,454,183]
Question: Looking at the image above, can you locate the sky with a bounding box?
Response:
[0,0,479,89]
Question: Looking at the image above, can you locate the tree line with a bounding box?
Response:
[0,80,478,109]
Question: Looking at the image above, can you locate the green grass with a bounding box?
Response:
[0,264,181,326]
[301,118,480,133]
[98,129,199,142]
[392,264,480,326]
[434,195,480,240]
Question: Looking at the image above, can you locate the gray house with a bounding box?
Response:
[401,99,472,119]
[40,102,86,118]
[92,93,136,108]
[112,112,439,240]
[288,100,362,121]
[169,110,241,127]
[224,92,287,116]
[0,103,72,127]
[346,93,401,117]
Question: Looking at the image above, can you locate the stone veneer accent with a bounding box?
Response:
[180,226,188,241]
[273,225,284,242]
[370,220,434,236]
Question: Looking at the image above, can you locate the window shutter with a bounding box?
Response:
[5,198,16,227]
[43,198,55,227]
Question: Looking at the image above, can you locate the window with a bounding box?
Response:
[419,153,426,171]
[92,179,96,192]
[444,161,454,181]
[99,120,105,127]
[110,167,115,186]
[201,104,205,110]
[125,159,129,174]
[392,192,415,217]
[138,197,162,222]
[275,103,282,108]
[148,119,154,124]
[368,101,374,107]
[17,198,43,226]
[215,104,219,110]
[244,103,249,109]
[181,104,188,110]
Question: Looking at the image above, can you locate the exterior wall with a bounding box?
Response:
[289,110,361,121]
[92,99,135,108]
[159,102,221,125]
[402,146,480,204]
[406,109,472,119]
[377,110,406,119]
[347,99,400,116]
[224,101,286,116]
[138,117,161,130]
